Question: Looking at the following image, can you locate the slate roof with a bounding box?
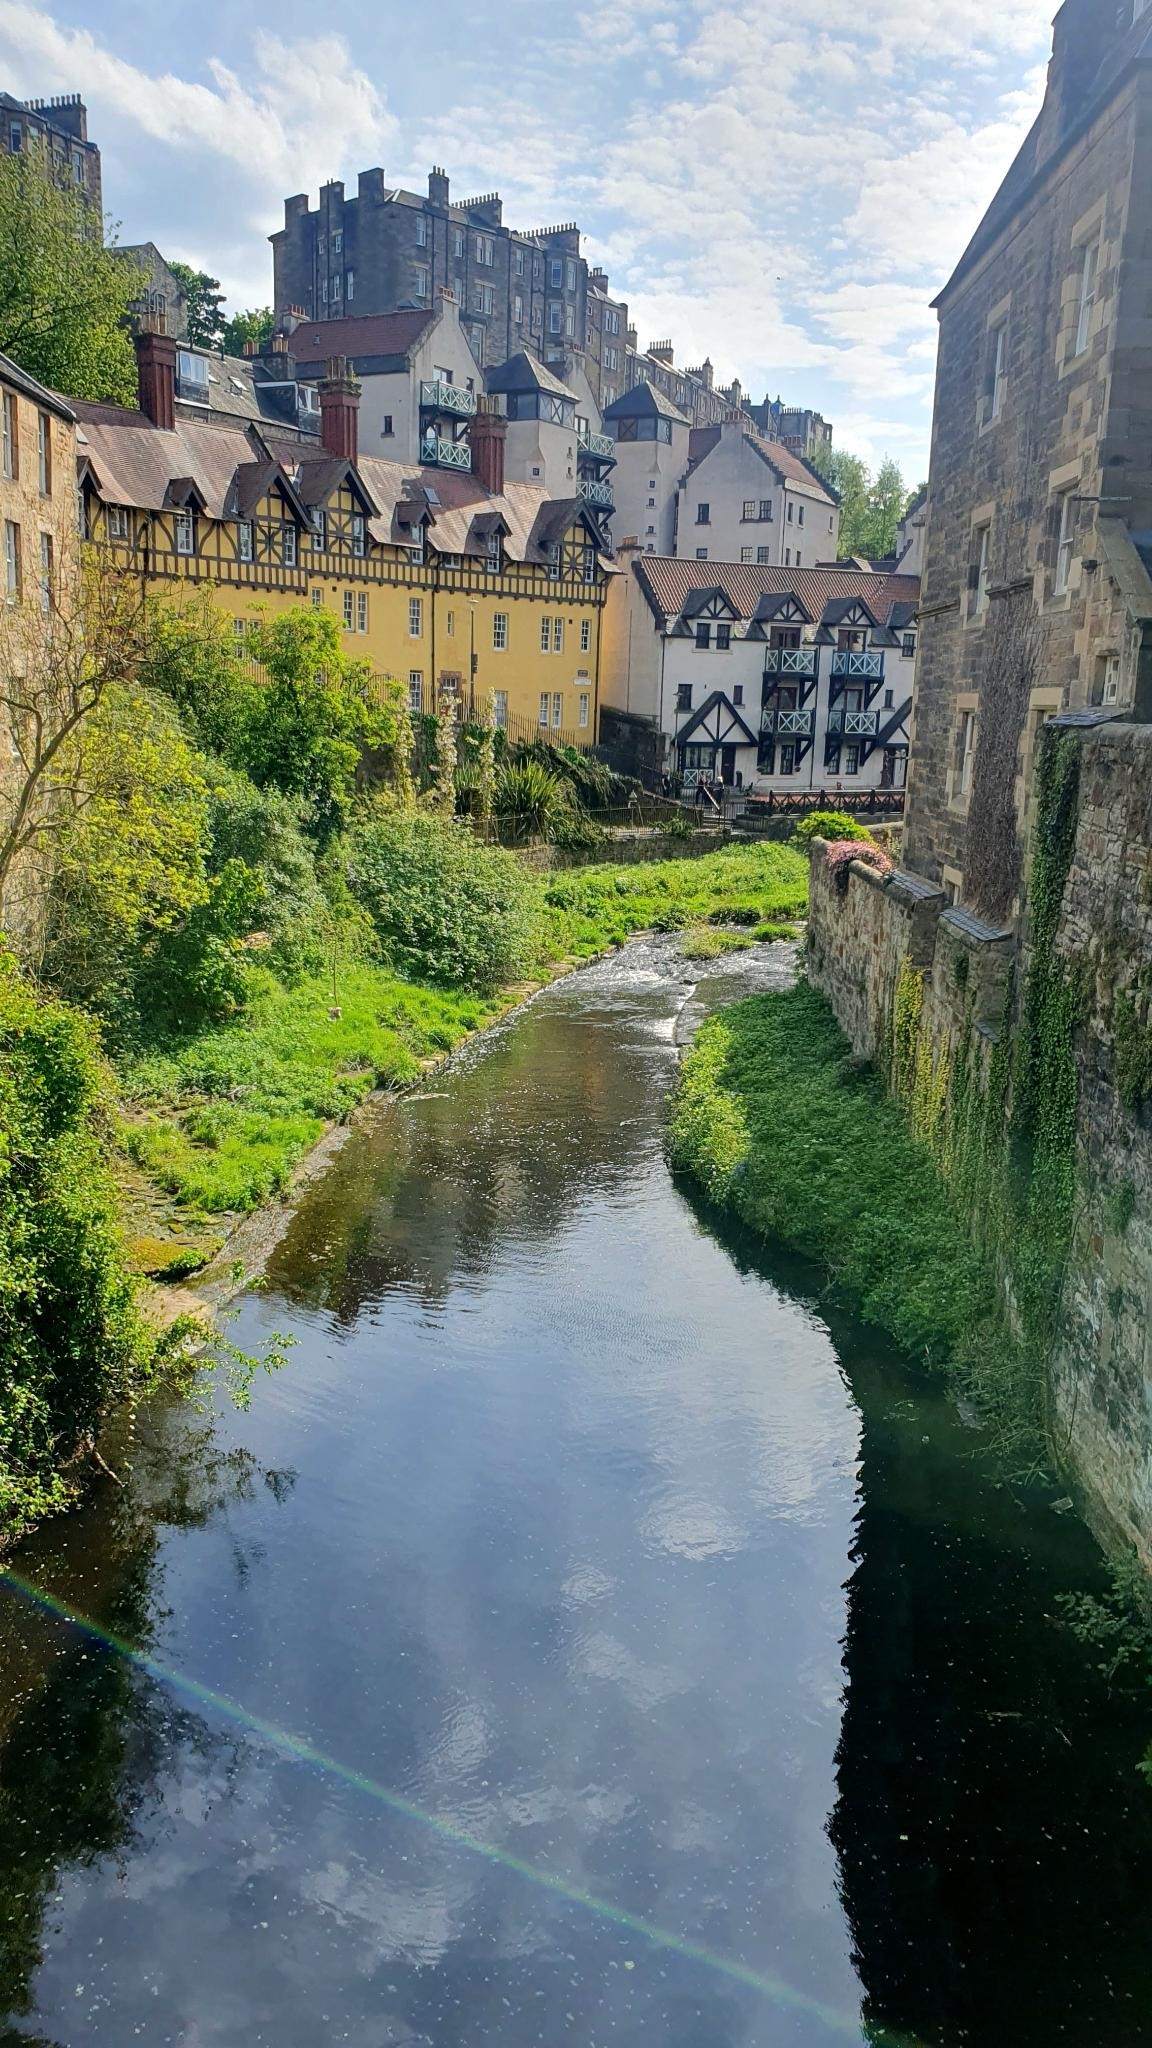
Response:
[686,423,835,504]
[0,350,75,424]
[634,555,919,626]
[72,407,258,517]
[286,310,438,375]
[602,382,690,426]
[486,351,575,400]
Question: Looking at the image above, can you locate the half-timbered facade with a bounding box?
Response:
[73,339,613,745]
[600,551,919,793]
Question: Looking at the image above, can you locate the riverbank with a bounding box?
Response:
[668,981,1046,1467]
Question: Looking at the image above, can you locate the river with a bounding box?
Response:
[2,937,1152,2047]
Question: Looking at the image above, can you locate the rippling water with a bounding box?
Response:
[2,937,1152,2047]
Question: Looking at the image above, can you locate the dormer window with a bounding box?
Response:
[237,519,253,561]
[352,514,366,558]
[282,523,298,567]
[176,350,210,402]
[547,542,562,581]
[487,532,502,574]
[174,509,196,555]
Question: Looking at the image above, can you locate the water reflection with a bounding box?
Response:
[0,939,1148,2044]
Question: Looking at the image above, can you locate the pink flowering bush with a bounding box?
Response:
[824,839,894,890]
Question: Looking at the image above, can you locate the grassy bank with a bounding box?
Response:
[118,840,808,1268]
[669,982,1044,1465]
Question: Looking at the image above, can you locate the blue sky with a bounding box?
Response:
[0,0,1056,478]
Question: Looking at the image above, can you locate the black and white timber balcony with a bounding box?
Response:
[762,704,815,739]
[422,434,472,472]
[578,476,614,511]
[830,649,884,682]
[763,647,818,681]
[419,379,477,419]
[826,705,880,738]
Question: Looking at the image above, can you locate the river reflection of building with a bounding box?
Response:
[828,1346,1152,2048]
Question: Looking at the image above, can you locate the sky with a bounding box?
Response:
[0,0,1058,478]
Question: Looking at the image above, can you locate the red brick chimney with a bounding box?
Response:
[134,326,177,431]
[471,398,507,497]
[319,357,361,462]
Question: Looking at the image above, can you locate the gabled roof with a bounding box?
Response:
[73,407,261,517]
[230,459,312,524]
[285,455,378,517]
[286,310,438,375]
[633,555,919,629]
[686,422,835,504]
[750,591,812,625]
[602,381,690,425]
[680,585,739,620]
[888,600,918,631]
[822,595,879,628]
[675,690,758,748]
[0,350,75,425]
[487,351,575,401]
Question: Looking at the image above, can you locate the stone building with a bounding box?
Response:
[118,244,189,341]
[745,398,833,461]
[0,91,101,214]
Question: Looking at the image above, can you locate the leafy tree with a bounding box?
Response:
[346,812,537,990]
[809,443,908,562]
[169,263,226,351]
[868,457,908,562]
[0,145,140,402]
[221,306,273,357]
[240,610,401,839]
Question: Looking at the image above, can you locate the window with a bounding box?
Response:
[784,548,791,567]
[4,520,19,601]
[741,546,753,563]
[578,692,590,729]
[409,598,423,637]
[958,711,977,798]
[415,216,427,247]
[565,305,575,338]
[311,508,327,553]
[553,617,564,653]
[582,546,596,585]
[454,229,465,259]
[676,684,693,712]
[1,391,14,480]
[333,229,343,254]
[779,744,797,776]
[549,303,562,334]
[787,501,794,524]
[237,519,253,561]
[902,632,916,657]
[986,321,1008,421]
[539,691,550,726]
[550,258,563,288]
[1055,492,1077,595]
[476,235,494,266]
[487,532,502,574]
[473,284,495,316]
[514,294,524,325]
[696,502,710,525]
[756,546,770,564]
[174,509,195,556]
[493,690,509,726]
[311,588,323,610]
[321,279,328,305]
[282,523,297,566]
[446,610,454,636]
[346,271,355,302]
[695,623,710,650]
[604,347,617,371]
[38,531,51,612]
[357,591,368,633]
[546,542,561,582]
[580,618,591,652]
[332,274,341,302]
[9,122,20,150]
[540,615,552,654]
[695,548,708,560]
[760,499,773,521]
[493,611,508,650]
[1098,652,1121,706]
[176,349,209,397]
[414,266,429,298]
[36,412,50,496]
[883,688,894,709]
[972,525,990,614]
[552,692,563,729]
[1075,240,1100,357]
[381,414,394,437]
[844,743,861,775]
[514,247,525,276]
[409,671,424,713]
[716,624,731,651]
[742,499,756,520]
[795,552,801,568]
[352,514,366,558]
[343,590,355,629]
[566,259,576,291]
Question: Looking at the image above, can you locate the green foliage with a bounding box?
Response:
[0,952,153,1535]
[807,443,908,561]
[542,842,809,957]
[347,812,538,991]
[0,146,139,402]
[1112,974,1152,1111]
[1057,1551,1152,1690]
[495,758,566,834]
[221,306,273,357]
[790,810,876,850]
[168,263,226,350]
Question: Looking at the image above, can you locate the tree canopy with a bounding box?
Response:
[0,146,140,403]
[169,264,226,351]
[221,307,273,358]
[808,444,911,564]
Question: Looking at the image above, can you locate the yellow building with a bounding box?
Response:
[73,333,613,746]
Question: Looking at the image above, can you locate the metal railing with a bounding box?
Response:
[578,429,615,461]
[827,706,880,738]
[422,435,472,471]
[831,649,884,680]
[578,476,614,510]
[763,647,818,679]
[419,379,477,418]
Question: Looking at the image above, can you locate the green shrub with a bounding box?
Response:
[790,810,876,850]
[347,813,538,990]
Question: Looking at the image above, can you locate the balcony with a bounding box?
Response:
[578,476,614,510]
[762,705,815,739]
[827,706,879,738]
[831,649,884,681]
[763,646,817,680]
[578,429,615,462]
[419,379,477,419]
[423,436,472,472]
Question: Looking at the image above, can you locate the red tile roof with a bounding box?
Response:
[285,310,437,366]
[634,554,920,624]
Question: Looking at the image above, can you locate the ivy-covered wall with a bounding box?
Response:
[809,722,1152,1565]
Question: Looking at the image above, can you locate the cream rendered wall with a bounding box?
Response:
[502,416,580,496]
[355,301,483,462]
[609,423,690,555]
[673,423,840,565]
[599,554,664,721]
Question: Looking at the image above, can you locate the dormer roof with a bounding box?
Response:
[602,382,690,425]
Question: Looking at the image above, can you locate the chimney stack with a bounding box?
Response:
[470,397,507,498]
[428,165,450,207]
[319,356,361,462]
[134,325,177,431]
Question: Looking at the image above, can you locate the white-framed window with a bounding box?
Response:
[565,305,575,338]
[550,258,563,288]
[415,215,428,247]
[549,303,562,335]
[1075,240,1100,357]
[902,632,916,657]
[237,519,253,561]
[409,596,423,637]
[332,273,342,302]
[552,691,563,728]
[514,247,525,276]
[582,546,596,585]
[476,234,494,266]
[757,546,770,563]
[604,347,617,372]
[454,228,465,259]
[493,611,508,650]
[566,259,576,292]
[282,523,297,566]
[540,614,551,654]
[987,321,1008,421]
[1,391,14,480]
[321,279,328,304]
[514,294,524,325]
[8,122,20,151]
[1055,492,1077,594]
[346,271,355,302]
[352,514,366,558]
[742,500,756,520]
[310,588,323,610]
[741,545,753,563]
[38,530,52,612]
[108,505,130,542]
[553,616,564,653]
[958,710,977,798]
[973,524,990,614]
[580,618,591,652]
[546,542,562,582]
[310,508,327,553]
[357,591,368,633]
[409,671,423,712]
[486,532,502,574]
[36,411,50,496]
[414,266,429,298]
[174,509,195,556]
[493,689,508,727]
[333,229,343,254]
[1100,651,1121,705]
[539,691,550,726]
[4,519,19,601]
[343,590,355,629]
[578,692,590,729]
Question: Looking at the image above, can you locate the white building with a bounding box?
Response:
[281,293,484,468]
[603,382,692,554]
[674,418,839,566]
[601,552,919,796]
